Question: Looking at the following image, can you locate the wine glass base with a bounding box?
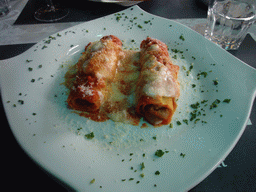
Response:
[34,6,69,22]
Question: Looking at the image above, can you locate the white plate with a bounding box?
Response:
[1,6,256,192]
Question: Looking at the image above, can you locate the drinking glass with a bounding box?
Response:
[204,0,256,50]
[34,0,69,22]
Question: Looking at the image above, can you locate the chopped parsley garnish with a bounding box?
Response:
[176,121,182,125]
[213,79,219,85]
[90,178,95,184]
[85,132,94,139]
[18,100,24,105]
[197,71,208,78]
[155,149,165,157]
[172,55,177,59]
[191,102,200,109]
[140,162,145,170]
[179,35,185,41]
[155,171,160,175]
[210,99,221,109]
[171,49,183,53]
[180,153,186,158]
[223,99,231,103]
[183,119,188,125]
[137,24,143,29]
[140,173,145,178]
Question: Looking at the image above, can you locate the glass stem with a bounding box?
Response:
[46,0,56,11]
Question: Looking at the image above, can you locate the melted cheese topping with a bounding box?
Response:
[141,57,178,98]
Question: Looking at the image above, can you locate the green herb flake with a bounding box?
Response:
[90,178,95,184]
[176,121,182,125]
[44,39,51,44]
[140,173,145,178]
[194,118,200,124]
[141,162,145,170]
[129,178,134,181]
[85,132,94,139]
[49,36,56,40]
[180,153,186,158]
[18,100,24,105]
[169,123,173,128]
[155,171,160,175]
[210,99,220,109]
[183,119,188,125]
[152,136,157,140]
[179,35,185,41]
[31,79,35,83]
[197,71,208,78]
[155,149,165,157]
[223,99,231,103]
[213,79,219,85]
[116,15,122,21]
[172,55,177,59]
[26,59,33,63]
[191,102,200,109]
[137,24,143,29]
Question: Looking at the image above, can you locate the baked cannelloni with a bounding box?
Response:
[135,37,180,126]
[65,36,180,126]
[67,35,122,117]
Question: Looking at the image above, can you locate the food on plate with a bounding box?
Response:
[135,37,180,126]
[66,35,122,116]
[64,35,180,126]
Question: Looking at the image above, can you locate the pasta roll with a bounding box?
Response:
[136,37,180,126]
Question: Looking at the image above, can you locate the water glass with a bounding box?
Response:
[0,0,9,17]
[204,0,256,50]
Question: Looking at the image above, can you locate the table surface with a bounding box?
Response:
[1,0,256,191]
